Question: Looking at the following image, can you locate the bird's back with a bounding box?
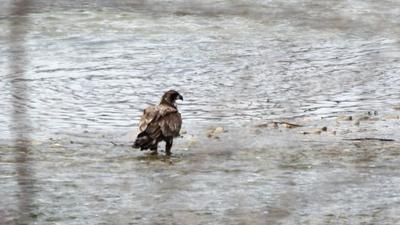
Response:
[137,104,182,139]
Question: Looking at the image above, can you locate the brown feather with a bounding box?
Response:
[159,112,182,137]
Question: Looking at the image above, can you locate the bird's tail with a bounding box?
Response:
[133,132,154,150]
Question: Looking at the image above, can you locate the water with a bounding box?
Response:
[1,0,400,224]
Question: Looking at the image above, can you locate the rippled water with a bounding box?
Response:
[1,0,400,224]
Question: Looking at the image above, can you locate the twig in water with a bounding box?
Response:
[344,138,395,142]
[111,141,132,147]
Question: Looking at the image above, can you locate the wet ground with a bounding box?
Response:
[1,0,400,224]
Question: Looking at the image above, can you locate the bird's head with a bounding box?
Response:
[160,90,183,107]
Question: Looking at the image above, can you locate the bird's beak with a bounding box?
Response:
[178,95,183,101]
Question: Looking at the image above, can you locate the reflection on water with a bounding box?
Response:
[0,0,400,224]
[6,0,37,224]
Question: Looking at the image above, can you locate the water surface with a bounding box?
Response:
[1,0,400,224]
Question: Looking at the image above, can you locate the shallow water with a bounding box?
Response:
[1,0,400,224]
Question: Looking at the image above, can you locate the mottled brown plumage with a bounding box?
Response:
[133,90,183,155]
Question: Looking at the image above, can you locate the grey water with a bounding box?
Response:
[1,0,400,224]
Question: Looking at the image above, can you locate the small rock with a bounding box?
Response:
[384,115,400,120]
[256,122,279,129]
[280,122,301,129]
[282,123,295,129]
[313,130,322,135]
[367,111,378,116]
[214,127,224,134]
[393,105,400,111]
[357,116,370,121]
[270,122,279,128]
[180,129,187,135]
[311,127,327,134]
[207,127,225,139]
[337,115,352,121]
[255,123,269,128]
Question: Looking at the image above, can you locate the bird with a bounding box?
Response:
[133,90,183,155]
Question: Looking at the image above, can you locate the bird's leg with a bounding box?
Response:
[165,138,173,156]
[150,142,158,155]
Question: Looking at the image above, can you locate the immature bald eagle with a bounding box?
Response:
[133,90,183,155]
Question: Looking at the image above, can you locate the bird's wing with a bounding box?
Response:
[137,106,158,133]
[159,109,182,138]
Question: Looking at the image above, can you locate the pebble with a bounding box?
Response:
[301,127,328,135]
[337,115,352,121]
